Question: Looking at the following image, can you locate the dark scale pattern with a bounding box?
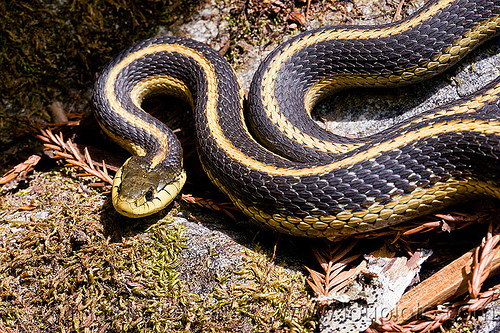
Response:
[226,126,500,226]
[94,1,500,237]
[247,0,500,163]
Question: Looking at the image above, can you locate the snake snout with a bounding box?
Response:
[111,157,186,218]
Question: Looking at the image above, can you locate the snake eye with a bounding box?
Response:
[145,188,154,201]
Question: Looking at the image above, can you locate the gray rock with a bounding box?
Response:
[473,299,500,333]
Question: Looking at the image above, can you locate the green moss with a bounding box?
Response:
[211,246,317,332]
[0,173,319,331]
[0,0,200,123]
[0,173,191,331]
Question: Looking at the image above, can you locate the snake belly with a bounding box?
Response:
[93,0,500,237]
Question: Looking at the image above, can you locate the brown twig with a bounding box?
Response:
[469,225,500,299]
[289,12,306,26]
[393,0,405,22]
[333,211,496,242]
[305,0,311,19]
[305,240,364,305]
[180,194,238,220]
[369,220,500,332]
[218,39,231,56]
[48,101,68,124]
[37,128,114,187]
[0,155,41,185]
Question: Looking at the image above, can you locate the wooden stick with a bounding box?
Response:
[389,247,500,324]
[393,0,405,22]
[48,101,68,124]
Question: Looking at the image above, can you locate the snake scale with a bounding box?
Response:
[93,0,500,237]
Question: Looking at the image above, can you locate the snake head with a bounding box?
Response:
[112,156,186,218]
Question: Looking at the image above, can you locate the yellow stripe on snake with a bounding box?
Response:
[92,0,500,237]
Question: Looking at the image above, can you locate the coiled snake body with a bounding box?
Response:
[93,0,500,237]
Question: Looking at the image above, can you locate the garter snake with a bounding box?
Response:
[93,0,500,237]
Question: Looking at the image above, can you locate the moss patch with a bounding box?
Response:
[0,172,318,331]
[0,172,190,331]
[212,247,317,332]
[0,0,201,142]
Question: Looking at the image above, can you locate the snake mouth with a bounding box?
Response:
[112,169,187,218]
